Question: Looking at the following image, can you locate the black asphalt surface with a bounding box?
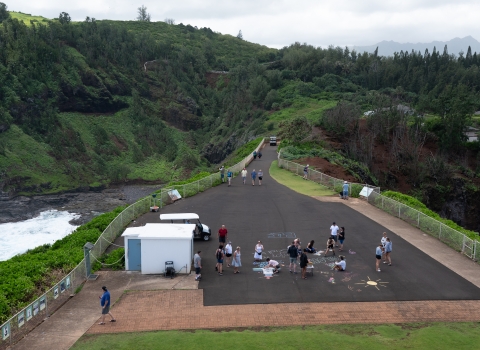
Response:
[137,146,480,305]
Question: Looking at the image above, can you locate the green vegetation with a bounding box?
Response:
[381,191,479,240]
[223,137,264,167]
[0,206,126,322]
[270,160,335,196]
[71,323,480,350]
[8,11,49,25]
[101,248,125,270]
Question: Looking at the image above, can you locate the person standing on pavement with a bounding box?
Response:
[325,237,336,256]
[232,246,242,274]
[251,169,257,186]
[258,169,264,185]
[299,248,310,280]
[216,245,225,276]
[330,222,339,247]
[98,286,116,325]
[218,225,228,244]
[381,232,388,263]
[194,251,202,280]
[384,238,392,266]
[254,241,264,261]
[225,241,233,267]
[227,169,233,187]
[287,241,299,274]
[241,168,248,185]
[303,164,309,180]
[376,244,383,272]
[342,181,349,200]
[219,165,225,183]
[338,227,345,251]
[253,150,257,160]
[258,151,262,159]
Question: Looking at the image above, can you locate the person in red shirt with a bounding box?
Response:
[218,225,228,243]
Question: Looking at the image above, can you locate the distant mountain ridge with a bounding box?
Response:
[353,36,480,57]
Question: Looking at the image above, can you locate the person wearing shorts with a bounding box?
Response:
[287,241,299,273]
[334,256,346,271]
[194,251,202,280]
[338,227,345,251]
[98,286,115,325]
[384,238,392,266]
[330,222,339,247]
[251,169,257,186]
[325,237,335,256]
[258,169,263,185]
[216,245,224,276]
[218,225,228,243]
[241,168,247,185]
[219,166,225,183]
[303,164,309,180]
[376,244,383,272]
[225,241,233,267]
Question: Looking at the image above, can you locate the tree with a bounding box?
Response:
[237,30,243,40]
[0,2,10,22]
[278,116,311,143]
[58,12,71,24]
[137,5,151,22]
[164,18,175,25]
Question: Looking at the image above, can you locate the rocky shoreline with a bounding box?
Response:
[0,185,162,225]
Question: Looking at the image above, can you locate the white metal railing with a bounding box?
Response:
[0,138,265,348]
[278,157,479,262]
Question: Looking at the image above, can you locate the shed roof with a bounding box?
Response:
[122,223,194,240]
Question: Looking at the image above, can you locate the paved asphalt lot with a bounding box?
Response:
[136,146,480,306]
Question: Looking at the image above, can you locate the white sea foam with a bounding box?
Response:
[0,210,80,261]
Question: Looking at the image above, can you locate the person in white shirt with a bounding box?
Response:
[381,232,387,263]
[334,256,346,271]
[241,168,248,185]
[225,241,233,267]
[265,258,280,273]
[330,222,339,247]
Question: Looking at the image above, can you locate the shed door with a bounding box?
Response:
[128,239,141,271]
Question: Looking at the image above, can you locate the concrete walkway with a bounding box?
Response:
[10,271,197,350]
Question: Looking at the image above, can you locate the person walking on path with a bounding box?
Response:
[376,244,383,272]
[384,238,392,266]
[342,181,349,200]
[227,169,233,187]
[251,169,257,186]
[253,150,257,160]
[303,164,309,180]
[381,232,388,263]
[254,241,264,261]
[219,165,225,183]
[258,169,264,185]
[98,286,116,325]
[216,245,225,276]
[330,222,339,247]
[325,237,336,257]
[232,246,242,274]
[287,241,299,273]
[194,251,202,280]
[258,151,262,159]
[334,256,346,271]
[241,168,248,184]
[338,227,345,251]
[299,248,310,280]
[218,225,228,244]
[225,241,233,267]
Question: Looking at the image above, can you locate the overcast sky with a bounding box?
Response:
[7,0,480,48]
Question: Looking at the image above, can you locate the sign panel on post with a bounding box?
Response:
[359,186,374,198]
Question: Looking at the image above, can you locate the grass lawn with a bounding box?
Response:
[269,160,335,196]
[9,11,50,25]
[71,323,480,350]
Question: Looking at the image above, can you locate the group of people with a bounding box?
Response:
[253,150,262,160]
[375,232,393,272]
[323,222,346,256]
[241,168,263,186]
[219,166,234,186]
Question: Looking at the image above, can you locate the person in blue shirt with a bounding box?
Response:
[251,169,257,186]
[227,169,233,186]
[98,286,116,325]
[342,181,349,200]
[375,244,383,272]
[384,238,392,266]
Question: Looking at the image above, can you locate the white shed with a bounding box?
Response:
[122,223,194,274]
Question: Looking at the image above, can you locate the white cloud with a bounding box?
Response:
[7,0,480,48]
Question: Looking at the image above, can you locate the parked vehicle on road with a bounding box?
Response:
[159,213,212,241]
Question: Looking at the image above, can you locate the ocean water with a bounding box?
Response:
[0,210,80,261]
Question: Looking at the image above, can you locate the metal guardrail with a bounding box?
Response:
[278,158,478,262]
[0,138,265,348]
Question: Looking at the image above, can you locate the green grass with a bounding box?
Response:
[269,160,335,196]
[71,323,480,350]
[9,11,50,25]
[268,98,336,123]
